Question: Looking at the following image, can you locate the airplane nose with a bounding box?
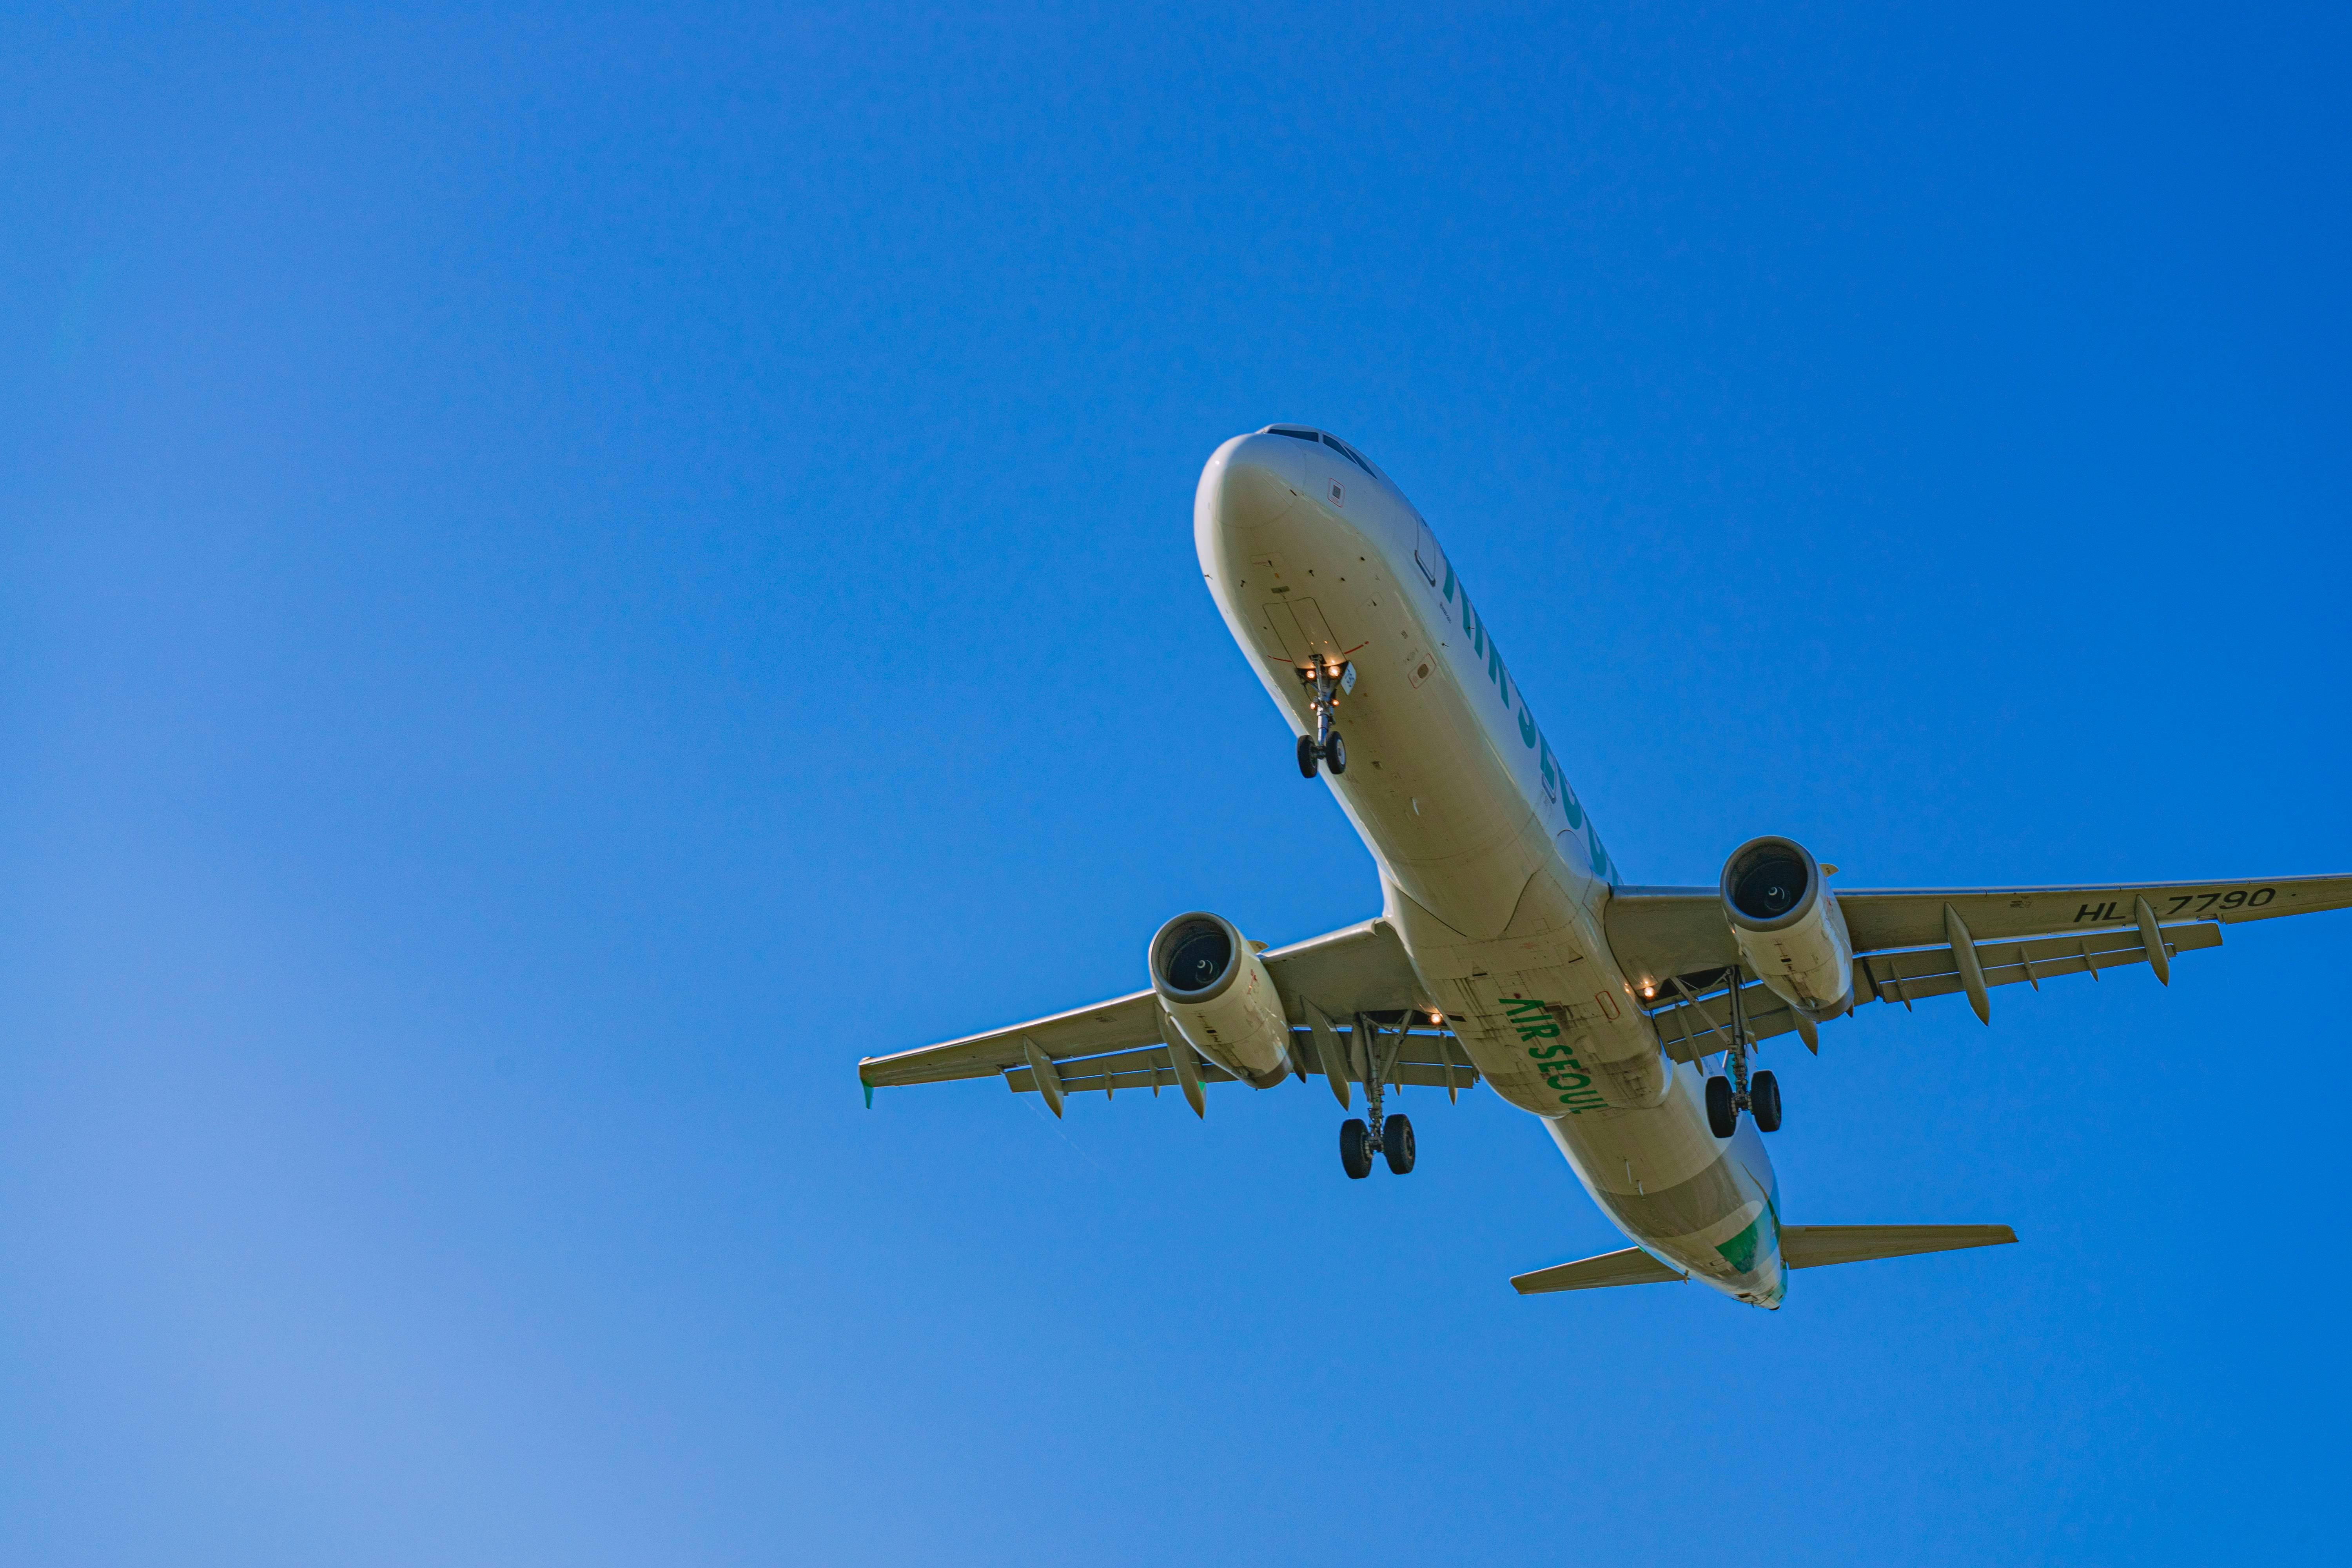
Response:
[1204,433,1306,532]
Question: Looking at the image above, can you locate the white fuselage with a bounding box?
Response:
[1196,430,1786,1307]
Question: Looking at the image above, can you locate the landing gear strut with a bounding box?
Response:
[1338,1013,1414,1178]
[1702,970,1784,1138]
[1296,661,1353,777]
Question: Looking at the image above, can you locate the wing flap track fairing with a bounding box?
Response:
[1647,921,2221,1062]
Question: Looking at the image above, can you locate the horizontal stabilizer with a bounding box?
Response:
[1510,1247,1685,1295]
[1511,1225,2016,1296]
[1780,1224,2016,1269]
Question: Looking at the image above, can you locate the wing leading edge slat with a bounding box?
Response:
[1607,872,2352,989]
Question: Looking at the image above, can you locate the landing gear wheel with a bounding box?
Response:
[1382,1114,1416,1174]
[1340,1118,1372,1179]
[1324,730,1347,775]
[1297,734,1319,777]
[1750,1070,1782,1132]
[1705,1074,1737,1139]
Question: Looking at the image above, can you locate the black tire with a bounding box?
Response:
[1383,1114,1416,1174]
[1705,1074,1737,1139]
[1340,1118,1372,1179]
[1325,730,1347,775]
[1751,1070,1782,1133]
[1298,734,1319,778]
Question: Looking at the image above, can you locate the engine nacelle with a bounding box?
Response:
[1720,836,1854,1020]
[1149,911,1294,1089]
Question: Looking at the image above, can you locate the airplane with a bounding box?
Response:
[857,425,2352,1309]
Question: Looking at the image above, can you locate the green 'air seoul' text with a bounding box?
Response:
[1503,996,1608,1114]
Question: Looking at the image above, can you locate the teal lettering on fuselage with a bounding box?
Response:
[1503,996,1607,1114]
[1430,556,1618,889]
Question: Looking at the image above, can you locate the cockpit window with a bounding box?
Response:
[1260,424,1381,480]
[1322,433,1376,477]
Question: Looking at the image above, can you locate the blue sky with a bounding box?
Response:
[4,4,2347,1563]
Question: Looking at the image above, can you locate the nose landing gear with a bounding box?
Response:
[1295,661,1353,777]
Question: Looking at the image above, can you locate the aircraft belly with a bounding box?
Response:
[1200,430,1624,927]
[1193,435,1789,1307]
[1265,601,1534,928]
[1547,1091,1787,1307]
[1316,695,1538,932]
[1192,445,1801,1296]
[1385,863,1668,1113]
[1199,477,1572,941]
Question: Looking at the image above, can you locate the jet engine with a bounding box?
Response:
[1149,911,1294,1089]
[1719,836,1854,1020]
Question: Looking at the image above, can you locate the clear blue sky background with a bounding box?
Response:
[4,4,2347,1563]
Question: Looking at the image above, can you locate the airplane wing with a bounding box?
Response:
[1604,873,2352,1060]
[856,917,1480,1106]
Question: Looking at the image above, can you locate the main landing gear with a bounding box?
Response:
[1341,1113,1414,1178]
[1339,1013,1414,1178]
[1295,661,1354,777]
[1703,971,1785,1139]
[1704,1065,1780,1137]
